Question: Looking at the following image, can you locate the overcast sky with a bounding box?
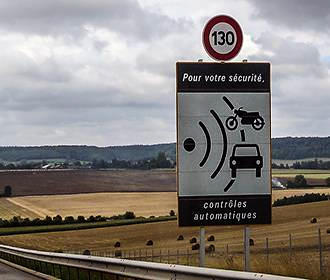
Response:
[0,0,329,146]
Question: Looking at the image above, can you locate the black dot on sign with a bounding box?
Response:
[183,138,196,152]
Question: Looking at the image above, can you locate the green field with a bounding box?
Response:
[273,169,330,179]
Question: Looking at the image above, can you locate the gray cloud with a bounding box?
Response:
[249,0,330,32]
[0,0,328,146]
[248,32,330,137]
[249,33,327,80]
[0,0,186,40]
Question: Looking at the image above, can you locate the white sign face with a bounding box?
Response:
[178,92,270,196]
[176,62,271,227]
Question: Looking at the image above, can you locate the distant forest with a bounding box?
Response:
[0,137,329,163]
[272,137,330,159]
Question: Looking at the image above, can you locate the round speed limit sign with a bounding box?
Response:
[203,15,243,61]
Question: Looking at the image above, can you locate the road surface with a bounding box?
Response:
[0,262,44,279]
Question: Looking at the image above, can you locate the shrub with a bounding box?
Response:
[77,216,86,223]
[87,215,96,222]
[53,215,63,224]
[44,216,52,225]
[286,175,308,188]
[177,235,184,241]
[327,228,330,234]
[64,216,75,224]
[294,175,308,187]
[207,235,215,241]
[114,241,121,248]
[249,238,254,246]
[146,240,153,246]
[123,211,135,219]
[169,210,175,216]
[192,243,200,250]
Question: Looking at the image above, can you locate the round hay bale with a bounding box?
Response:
[83,249,91,256]
[177,235,184,241]
[205,244,215,253]
[189,237,197,244]
[114,241,121,248]
[192,243,200,250]
[310,217,317,223]
[146,240,153,246]
[207,235,215,242]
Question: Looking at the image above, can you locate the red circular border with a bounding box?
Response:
[202,15,243,61]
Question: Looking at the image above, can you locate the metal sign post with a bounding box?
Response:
[244,226,250,271]
[199,226,205,267]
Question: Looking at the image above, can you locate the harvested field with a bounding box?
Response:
[0,169,176,196]
[0,201,329,278]
[7,192,178,218]
[1,169,329,197]
[2,188,330,219]
[0,198,41,219]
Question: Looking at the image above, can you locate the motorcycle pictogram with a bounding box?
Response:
[225,106,265,131]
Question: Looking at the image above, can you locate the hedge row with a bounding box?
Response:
[0,212,136,228]
[273,193,330,207]
[0,215,177,236]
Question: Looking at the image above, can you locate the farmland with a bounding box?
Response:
[0,169,176,196]
[0,188,329,220]
[0,200,329,279]
[1,169,329,198]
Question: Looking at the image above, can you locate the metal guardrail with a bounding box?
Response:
[0,245,305,280]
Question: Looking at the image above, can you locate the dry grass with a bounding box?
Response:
[0,201,329,279]
[0,198,42,219]
[3,188,329,220]
[7,192,178,218]
[0,200,329,252]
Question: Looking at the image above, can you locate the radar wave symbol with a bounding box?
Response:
[197,109,228,179]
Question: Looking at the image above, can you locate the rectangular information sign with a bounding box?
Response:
[176,62,271,226]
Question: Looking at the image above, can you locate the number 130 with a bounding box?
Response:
[211,30,234,46]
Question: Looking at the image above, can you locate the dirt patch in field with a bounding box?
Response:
[0,169,176,196]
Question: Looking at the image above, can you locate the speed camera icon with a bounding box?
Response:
[181,96,265,192]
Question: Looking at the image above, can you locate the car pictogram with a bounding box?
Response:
[229,144,263,178]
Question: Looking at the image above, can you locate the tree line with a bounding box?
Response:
[0,152,174,170]
[91,152,174,169]
[0,137,329,163]
[272,159,330,170]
